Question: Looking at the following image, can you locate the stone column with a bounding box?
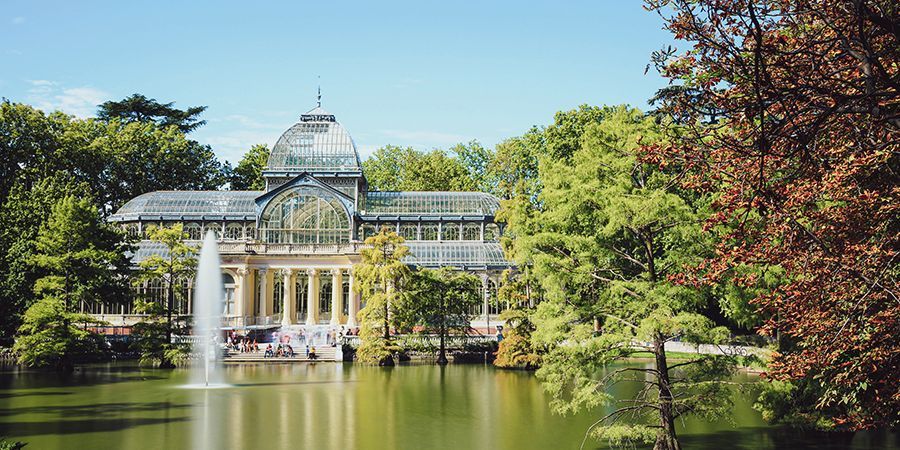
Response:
[281,269,295,327]
[330,269,344,325]
[258,269,271,323]
[236,267,250,327]
[347,270,359,327]
[481,274,490,334]
[306,269,319,325]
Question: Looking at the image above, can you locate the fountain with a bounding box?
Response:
[188,230,227,388]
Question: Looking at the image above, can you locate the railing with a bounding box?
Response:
[341,334,496,349]
[218,242,362,255]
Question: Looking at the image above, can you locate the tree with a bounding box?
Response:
[363,145,478,191]
[410,267,480,365]
[489,130,544,200]
[543,104,615,161]
[133,224,197,368]
[0,101,226,214]
[493,270,541,370]
[505,106,736,450]
[450,140,494,193]
[228,144,270,190]
[0,102,226,341]
[404,149,477,191]
[97,93,207,133]
[13,195,131,371]
[353,228,411,366]
[363,145,416,191]
[89,120,225,212]
[645,0,899,430]
[0,173,92,341]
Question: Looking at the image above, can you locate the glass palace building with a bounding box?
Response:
[103,106,513,332]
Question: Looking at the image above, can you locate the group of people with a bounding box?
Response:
[262,343,318,360]
[226,327,358,360]
[227,333,259,353]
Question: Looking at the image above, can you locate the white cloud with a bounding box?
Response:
[11,17,25,25]
[25,80,110,118]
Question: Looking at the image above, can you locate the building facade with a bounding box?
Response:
[102,106,513,333]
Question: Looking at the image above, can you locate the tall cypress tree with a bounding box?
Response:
[14,195,131,371]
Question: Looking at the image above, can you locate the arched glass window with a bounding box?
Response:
[273,277,284,314]
[358,223,376,240]
[420,223,438,241]
[205,223,222,240]
[462,223,481,241]
[224,223,243,240]
[123,224,139,238]
[484,223,500,241]
[184,223,202,240]
[487,279,503,315]
[319,278,332,318]
[378,223,397,234]
[399,224,418,241]
[223,273,236,315]
[259,186,351,244]
[442,222,460,241]
[295,274,308,320]
[245,223,257,240]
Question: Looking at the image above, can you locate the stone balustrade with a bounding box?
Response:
[217,242,362,255]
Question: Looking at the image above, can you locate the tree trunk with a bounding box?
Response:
[437,323,448,365]
[59,272,73,373]
[160,272,175,369]
[653,338,681,450]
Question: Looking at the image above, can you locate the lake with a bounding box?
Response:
[0,362,896,449]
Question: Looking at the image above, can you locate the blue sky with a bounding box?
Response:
[0,1,675,164]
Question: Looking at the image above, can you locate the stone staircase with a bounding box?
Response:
[224,345,340,363]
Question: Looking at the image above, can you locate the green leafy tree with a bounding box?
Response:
[362,145,416,191]
[0,102,226,341]
[133,224,197,368]
[13,195,131,371]
[0,173,91,341]
[228,144,270,190]
[450,140,494,193]
[404,149,476,191]
[506,106,736,450]
[353,228,411,366]
[410,267,479,365]
[489,130,544,200]
[363,145,478,191]
[493,270,541,370]
[97,93,207,133]
[0,438,26,450]
[90,120,225,212]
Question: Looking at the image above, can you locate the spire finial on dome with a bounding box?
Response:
[317,76,321,107]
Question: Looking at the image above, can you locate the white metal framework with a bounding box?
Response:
[266,107,362,173]
[110,191,261,221]
[364,191,499,216]
[258,186,351,244]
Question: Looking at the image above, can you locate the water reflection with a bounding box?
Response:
[0,362,897,450]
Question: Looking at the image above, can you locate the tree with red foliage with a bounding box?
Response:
[644,0,899,430]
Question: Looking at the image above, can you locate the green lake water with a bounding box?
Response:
[0,362,896,449]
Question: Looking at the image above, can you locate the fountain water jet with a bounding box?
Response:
[187,230,228,388]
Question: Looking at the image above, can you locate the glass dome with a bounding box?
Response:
[266,107,362,173]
